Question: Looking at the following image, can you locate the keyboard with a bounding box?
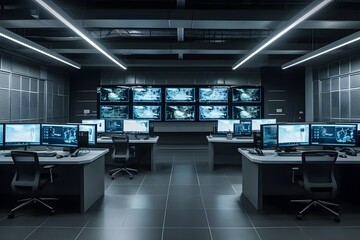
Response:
[4,152,57,157]
[277,152,301,157]
[210,134,226,138]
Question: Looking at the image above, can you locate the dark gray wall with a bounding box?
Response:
[313,53,360,122]
[0,52,70,123]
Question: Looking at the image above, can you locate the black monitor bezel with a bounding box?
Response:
[310,123,358,147]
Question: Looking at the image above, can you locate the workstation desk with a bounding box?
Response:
[207,136,253,170]
[96,136,159,171]
[238,149,360,211]
[0,148,109,213]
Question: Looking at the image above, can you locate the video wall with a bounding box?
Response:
[97,85,263,122]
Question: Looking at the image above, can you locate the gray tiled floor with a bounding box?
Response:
[1,150,360,240]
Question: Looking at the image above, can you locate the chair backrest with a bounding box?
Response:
[301,151,338,193]
[10,151,41,194]
[112,135,130,160]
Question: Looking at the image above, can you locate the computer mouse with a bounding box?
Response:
[339,154,347,158]
[56,155,63,159]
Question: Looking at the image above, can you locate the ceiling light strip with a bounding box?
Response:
[282,31,360,69]
[34,0,127,70]
[232,0,333,70]
[0,27,81,69]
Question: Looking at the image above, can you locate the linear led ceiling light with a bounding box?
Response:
[232,0,333,70]
[34,0,127,70]
[282,31,360,69]
[0,26,81,69]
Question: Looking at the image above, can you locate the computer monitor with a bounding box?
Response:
[41,124,78,148]
[123,119,149,134]
[310,123,357,147]
[278,123,310,148]
[82,119,105,133]
[105,119,123,133]
[234,122,252,136]
[0,124,3,146]
[4,123,41,146]
[217,120,240,134]
[79,124,97,145]
[261,124,278,149]
[251,119,277,132]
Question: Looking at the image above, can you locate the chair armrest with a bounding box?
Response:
[43,165,55,183]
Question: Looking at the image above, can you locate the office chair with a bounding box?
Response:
[8,151,57,219]
[291,150,340,222]
[109,135,138,180]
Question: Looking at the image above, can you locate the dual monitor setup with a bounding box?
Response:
[215,119,277,137]
[260,123,358,153]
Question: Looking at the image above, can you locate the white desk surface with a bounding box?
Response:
[97,136,159,144]
[238,148,360,164]
[207,136,253,143]
[0,148,109,165]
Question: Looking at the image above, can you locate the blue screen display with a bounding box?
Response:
[98,86,129,102]
[100,105,129,119]
[133,105,161,120]
[199,87,228,103]
[133,87,161,102]
[41,124,78,147]
[165,88,195,102]
[199,105,228,121]
[5,124,41,146]
[166,105,195,121]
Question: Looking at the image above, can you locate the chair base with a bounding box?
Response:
[110,167,138,179]
[291,199,340,222]
[8,197,57,219]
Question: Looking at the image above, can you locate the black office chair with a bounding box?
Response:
[8,151,57,219]
[109,135,138,180]
[291,150,340,222]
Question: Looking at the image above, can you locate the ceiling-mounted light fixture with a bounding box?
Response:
[282,31,360,69]
[33,0,127,70]
[0,27,81,69]
[232,0,333,70]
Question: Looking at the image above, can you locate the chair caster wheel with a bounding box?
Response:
[129,176,133,180]
[334,216,340,223]
[50,209,56,216]
[111,176,115,180]
[296,214,303,220]
[7,212,14,219]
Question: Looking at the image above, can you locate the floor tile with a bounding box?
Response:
[200,184,237,195]
[248,213,298,227]
[26,227,82,240]
[86,209,127,227]
[166,194,204,209]
[257,227,311,240]
[168,185,201,195]
[165,209,208,227]
[302,226,360,240]
[0,212,48,227]
[211,228,260,240]
[131,195,167,209]
[137,185,169,195]
[123,209,165,227]
[199,175,230,185]
[163,228,211,240]
[203,195,242,209]
[105,185,140,195]
[98,195,135,209]
[142,175,170,185]
[76,228,122,240]
[0,226,36,240]
[206,209,252,227]
[40,213,92,227]
[121,227,163,240]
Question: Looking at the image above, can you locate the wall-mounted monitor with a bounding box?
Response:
[232,105,261,119]
[41,124,78,148]
[105,119,123,133]
[123,119,149,134]
[82,119,105,133]
[99,105,129,119]
[261,124,278,149]
[251,119,277,132]
[278,124,310,147]
[133,105,161,120]
[165,88,195,102]
[133,87,161,102]
[199,87,228,103]
[232,87,261,103]
[199,105,228,121]
[4,123,41,146]
[0,124,3,146]
[310,123,357,147]
[217,120,240,133]
[79,124,97,145]
[165,105,195,121]
[98,86,129,102]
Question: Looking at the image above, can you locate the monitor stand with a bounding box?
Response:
[281,146,298,153]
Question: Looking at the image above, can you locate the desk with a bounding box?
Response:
[238,149,360,211]
[207,136,253,170]
[0,149,109,213]
[97,136,159,171]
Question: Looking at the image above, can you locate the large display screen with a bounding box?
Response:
[232,105,261,119]
[0,124,3,146]
[251,119,277,132]
[217,120,240,133]
[310,123,357,147]
[278,124,310,147]
[261,124,278,149]
[82,119,105,133]
[165,88,195,102]
[79,124,97,145]
[133,87,161,102]
[199,105,228,121]
[105,119,123,133]
[165,105,195,121]
[232,87,261,103]
[4,124,41,146]
[41,124,78,147]
[123,119,149,134]
[98,86,129,102]
[199,87,228,102]
[133,105,161,120]
[100,105,129,119]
